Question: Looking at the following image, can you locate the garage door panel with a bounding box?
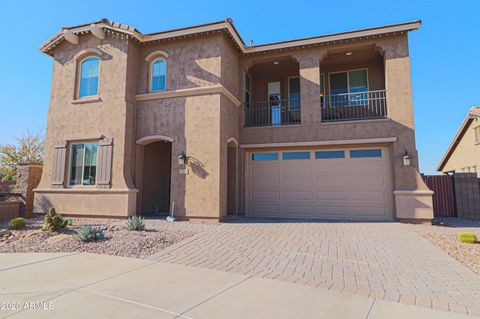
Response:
[348,177,384,187]
[284,191,314,200]
[348,206,387,216]
[350,191,386,201]
[315,177,348,187]
[252,189,280,200]
[315,191,349,200]
[281,205,314,214]
[252,205,282,215]
[313,205,350,214]
[251,167,280,186]
[247,147,393,220]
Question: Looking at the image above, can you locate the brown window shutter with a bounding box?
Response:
[96,137,113,189]
[52,141,67,188]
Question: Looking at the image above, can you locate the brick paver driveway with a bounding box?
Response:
[151,219,480,316]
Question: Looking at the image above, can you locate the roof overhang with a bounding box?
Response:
[39,18,421,56]
[437,106,480,172]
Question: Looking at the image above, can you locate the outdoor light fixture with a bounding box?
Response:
[273,61,280,65]
[178,151,187,166]
[346,52,353,56]
[402,150,411,166]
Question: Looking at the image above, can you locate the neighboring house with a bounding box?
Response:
[437,106,480,175]
[34,18,434,222]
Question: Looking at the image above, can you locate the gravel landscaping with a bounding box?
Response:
[421,232,480,274]
[410,218,480,275]
[0,216,197,259]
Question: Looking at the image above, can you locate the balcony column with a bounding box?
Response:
[294,51,325,125]
[378,39,433,221]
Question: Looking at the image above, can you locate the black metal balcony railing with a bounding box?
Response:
[321,90,387,122]
[244,98,301,127]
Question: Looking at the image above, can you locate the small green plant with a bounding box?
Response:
[9,217,26,230]
[66,219,73,226]
[458,232,478,244]
[74,225,105,242]
[43,207,68,232]
[126,215,145,231]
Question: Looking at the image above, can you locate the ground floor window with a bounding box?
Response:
[69,142,98,186]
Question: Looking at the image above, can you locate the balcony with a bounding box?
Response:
[244,98,301,127]
[321,90,387,122]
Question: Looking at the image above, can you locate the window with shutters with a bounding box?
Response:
[68,142,98,186]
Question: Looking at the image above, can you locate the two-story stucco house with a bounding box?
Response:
[34,18,434,222]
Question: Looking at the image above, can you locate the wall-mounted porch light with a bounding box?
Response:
[345,52,353,56]
[273,61,280,65]
[402,150,411,166]
[178,151,187,165]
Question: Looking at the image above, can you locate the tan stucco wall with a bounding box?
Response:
[35,33,138,216]
[441,119,480,174]
[135,94,223,219]
[136,35,223,94]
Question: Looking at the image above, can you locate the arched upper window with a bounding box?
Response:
[150,59,167,92]
[78,57,100,98]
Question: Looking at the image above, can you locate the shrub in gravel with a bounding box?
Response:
[43,207,68,232]
[66,219,73,226]
[74,225,105,242]
[9,217,26,230]
[126,215,145,231]
[458,232,478,244]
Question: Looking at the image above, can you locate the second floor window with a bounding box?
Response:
[79,57,100,98]
[151,59,167,92]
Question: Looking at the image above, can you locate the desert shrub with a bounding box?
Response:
[126,215,145,231]
[66,218,73,226]
[43,207,67,232]
[458,232,478,244]
[74,225,105,242]
[9,217,26,230]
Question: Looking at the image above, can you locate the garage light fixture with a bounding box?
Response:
[402,150,411,166]
[178,150,187,166]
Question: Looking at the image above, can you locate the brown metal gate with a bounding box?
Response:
[422,175,456,217]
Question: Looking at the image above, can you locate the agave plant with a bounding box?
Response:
[74,225,105,242]
[126,215,145,231]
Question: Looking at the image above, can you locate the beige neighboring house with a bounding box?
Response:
[437,106,480,175]
[34,18,434,222]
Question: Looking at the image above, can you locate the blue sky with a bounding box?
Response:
[0,0,479,174]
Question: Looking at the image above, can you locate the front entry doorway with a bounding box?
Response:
[142,141,172,214]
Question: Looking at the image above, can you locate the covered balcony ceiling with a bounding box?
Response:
[249,58,299,77]
[323,45,382,67]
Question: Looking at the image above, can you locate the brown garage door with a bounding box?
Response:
[246,147,394,221]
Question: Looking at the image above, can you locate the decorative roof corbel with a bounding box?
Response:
[63,31,78,45]
[90,25,105,40]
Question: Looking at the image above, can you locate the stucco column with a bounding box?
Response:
[294,52,325,125]
[381,42,433,221]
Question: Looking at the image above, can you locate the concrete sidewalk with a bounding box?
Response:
[0,253,476,319]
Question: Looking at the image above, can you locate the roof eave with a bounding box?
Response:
[39,19,420,56]
[244,20,421,54]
